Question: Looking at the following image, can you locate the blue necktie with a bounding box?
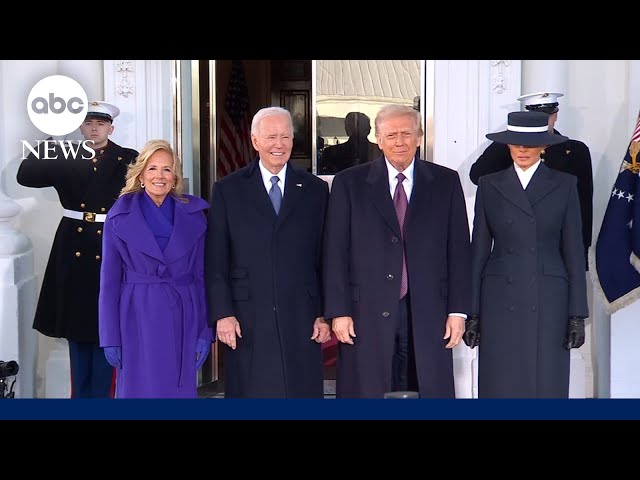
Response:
[269,176,282,215]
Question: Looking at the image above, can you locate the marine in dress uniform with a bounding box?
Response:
[17,101,138,398]
[469,92,593,270]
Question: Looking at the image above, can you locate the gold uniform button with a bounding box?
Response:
[100,207,106,212]
[95,255,101,261]
[77,227,83,233]
[93,167,97,172]
[80,203,86,209]
[117,156,123,161]
[92,158,97,163]
[75,252,81,257]
[97,230,102,235]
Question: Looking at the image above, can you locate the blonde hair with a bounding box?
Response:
[120,139,186,200]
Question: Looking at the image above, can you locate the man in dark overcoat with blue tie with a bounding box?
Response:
[206,106,331,398]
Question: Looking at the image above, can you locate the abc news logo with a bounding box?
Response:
[30,93,84,115]
[21,75,95,160]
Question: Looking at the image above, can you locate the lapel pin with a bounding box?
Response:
[296,183,302,187]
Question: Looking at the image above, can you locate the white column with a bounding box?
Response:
[522,60,569,93]
[103,60,174,152]
[0,60,52,398]
[522,60,579,139]
[0,192,36,398]
[58,60,104,101]
[522,60,570,129]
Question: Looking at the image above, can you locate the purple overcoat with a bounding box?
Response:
[98,191,213,398]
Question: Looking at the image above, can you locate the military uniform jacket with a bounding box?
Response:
[17,140,138,342]
[469,131,593,269]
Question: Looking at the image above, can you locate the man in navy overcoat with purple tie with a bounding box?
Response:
[323,104,472,398]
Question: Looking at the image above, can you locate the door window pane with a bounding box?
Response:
[315,60,423,175]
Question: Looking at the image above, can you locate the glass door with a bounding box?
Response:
[313,60,431,179]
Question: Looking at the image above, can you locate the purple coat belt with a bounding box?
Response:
[123,270,196,387]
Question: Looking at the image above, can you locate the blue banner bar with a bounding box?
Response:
[2,398,640,420]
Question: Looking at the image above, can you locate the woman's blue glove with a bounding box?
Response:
[196,338,211,369]
[104,346,122,369]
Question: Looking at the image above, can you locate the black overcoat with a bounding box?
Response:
[323,157,471,398]
[470,164,588,398]
[17,140,138,342]
[206,159,329,398]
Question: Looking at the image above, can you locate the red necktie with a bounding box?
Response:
[393,173,408,299]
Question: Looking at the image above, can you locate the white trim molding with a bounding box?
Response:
[115,60,135,98]
[491,60,511,94]
[103,60,174,152]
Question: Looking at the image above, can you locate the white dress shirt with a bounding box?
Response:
[514,159,541,189]
[385,158,414,200]
[259,160,287,196]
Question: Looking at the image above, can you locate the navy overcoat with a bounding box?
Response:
[470,164,588,398]
[324,157,471,398]
[206,159,329,398]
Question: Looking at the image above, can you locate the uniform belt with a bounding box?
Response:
[62,209,106,223]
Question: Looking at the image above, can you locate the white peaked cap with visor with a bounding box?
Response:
[517,92,564,114]
[85,101,120,122]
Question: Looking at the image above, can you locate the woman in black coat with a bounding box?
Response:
[464,111,589,398]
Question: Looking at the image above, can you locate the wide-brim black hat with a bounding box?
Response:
[486,111,568,146]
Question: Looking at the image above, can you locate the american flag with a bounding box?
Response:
[633,114,640,143]
[218,60,253,179]
[594,110,640,312]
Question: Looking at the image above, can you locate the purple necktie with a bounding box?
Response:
[393,173,408,299]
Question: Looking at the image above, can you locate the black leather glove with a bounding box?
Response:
[563,317,585,350]
[462,315,480,348]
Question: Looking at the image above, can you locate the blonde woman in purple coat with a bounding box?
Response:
[98,139,213,398]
